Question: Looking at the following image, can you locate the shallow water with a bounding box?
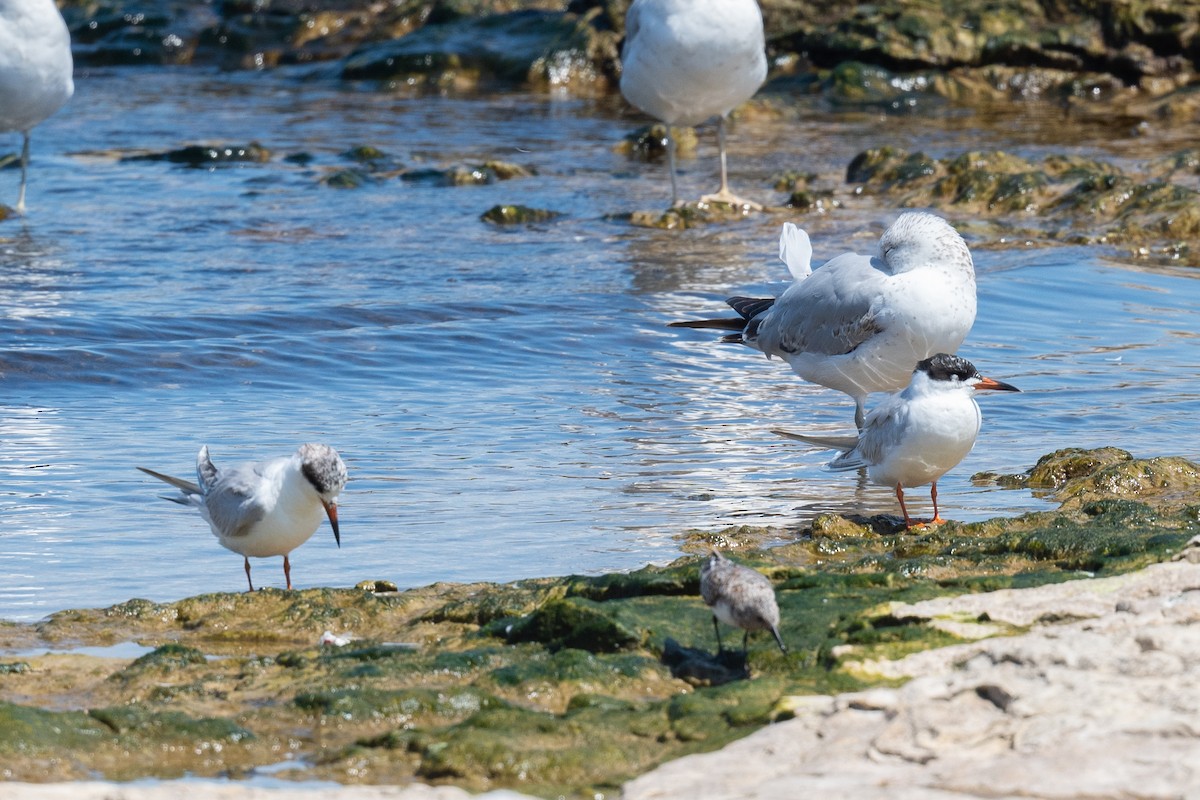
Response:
[0,68,1197,622]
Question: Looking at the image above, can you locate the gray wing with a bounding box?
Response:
[201,462,268,539]
[751,252,889,357]
[850,396,912,470]
[136,466,202,503]
[771,429,867,472]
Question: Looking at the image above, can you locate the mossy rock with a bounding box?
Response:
[505,597,640,652]
[481,204,561,224]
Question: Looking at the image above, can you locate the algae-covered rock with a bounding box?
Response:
[843,145,1200,264]
[481,204,561,224]
[341,10,613,93]
[2,448,1198,794]
[616,123,699,162]
[506,597,640,652]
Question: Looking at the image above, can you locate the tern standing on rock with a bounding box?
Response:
[620,0,767,209]
[671,212,978,430]
[699,549,786,656]
[138,444,347,592]
[774,353,1020,529]
[0,0,74,213]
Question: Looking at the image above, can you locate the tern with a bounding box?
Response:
[699,549,786,655]
[138,444,347,591]
[773,353,1020,529]
[0,0,74,214]
[671,212,978,430]
[620,0,767,208]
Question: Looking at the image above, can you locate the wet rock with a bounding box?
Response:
[505,597,640,652]
[480,204,561,224]
[401,161,533,186]
[844,145,1200,264]
[616,123,699,162]
[123,143,272,166]
[340,9,614,93]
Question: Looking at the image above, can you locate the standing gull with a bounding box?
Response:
[774,353,1020,529]
[0,0,74,213]
[620,0,767,208]
[138,444,347,591]
[699,550,786,655]
[671,212,978,429]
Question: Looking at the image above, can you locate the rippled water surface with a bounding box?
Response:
[1,68,1197,621]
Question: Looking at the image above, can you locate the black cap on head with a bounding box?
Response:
[915,353,977,382]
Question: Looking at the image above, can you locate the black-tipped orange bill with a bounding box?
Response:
[323,499,341,547]
[976,376,1020,392]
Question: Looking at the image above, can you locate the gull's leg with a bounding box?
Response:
[666,130,680,208]
[895,483,914,530]
[16,132,31,215]
[700,116,762,210]
[283,555,293,590]
[244,557,255,592]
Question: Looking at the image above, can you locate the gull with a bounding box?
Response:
[138,444,347,591]
[773,353,1020,529]
[620,0,767,208]
[670,212,978,429]
[699,549,786,655]
[0,0,74,214]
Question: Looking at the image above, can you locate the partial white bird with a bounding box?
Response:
[778,221,812,280]
[0,0,74,214]
[773,353,1019,529]
[671,212,978,430]
[138,444,347,591]
[620,0,767,209]
[699,549,786,655]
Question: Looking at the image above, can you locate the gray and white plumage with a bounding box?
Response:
[0,0,74,214]
[138,443,347,591]
[774,353,1019,528]
[671,212,978,429]
[699,549,785,654]
[620,0,766,208]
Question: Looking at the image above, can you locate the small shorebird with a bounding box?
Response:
[0,0,74,213]
[671,212,978,430]
[699,550,786,655]
[620,0,767,208]
[138,444,347,591]
[774,353,1020,529]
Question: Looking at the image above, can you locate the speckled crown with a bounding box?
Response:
[916,353,977,383]
[297,443,348,497]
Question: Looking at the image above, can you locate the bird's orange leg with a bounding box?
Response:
[929,481,947,525]
[244,557,255,592]
[283,555,293,591]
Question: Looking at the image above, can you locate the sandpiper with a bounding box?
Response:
[699,549,786,655]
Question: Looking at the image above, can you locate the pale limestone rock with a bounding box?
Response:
[623,561,1200,800]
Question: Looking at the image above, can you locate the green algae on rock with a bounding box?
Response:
[481,204,561,224]
[845,145,1200,264]
[1,448,1197,794]
[122,143,272,166]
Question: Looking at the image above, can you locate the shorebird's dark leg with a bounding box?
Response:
[741,629,750,656]
[711,615,723,653]
[243,557,255,592]
[283,555,293,590]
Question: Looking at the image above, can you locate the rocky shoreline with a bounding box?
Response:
[2,449,1198,797]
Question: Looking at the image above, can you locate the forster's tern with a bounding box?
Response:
[0,0,74,213]
[138,444,347,591]
[699,549,786,654]
[671,212,978,429]
[620,0,766,208]
[773,353,1020,529]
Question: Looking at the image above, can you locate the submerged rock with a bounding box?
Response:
[123,143,272,166]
